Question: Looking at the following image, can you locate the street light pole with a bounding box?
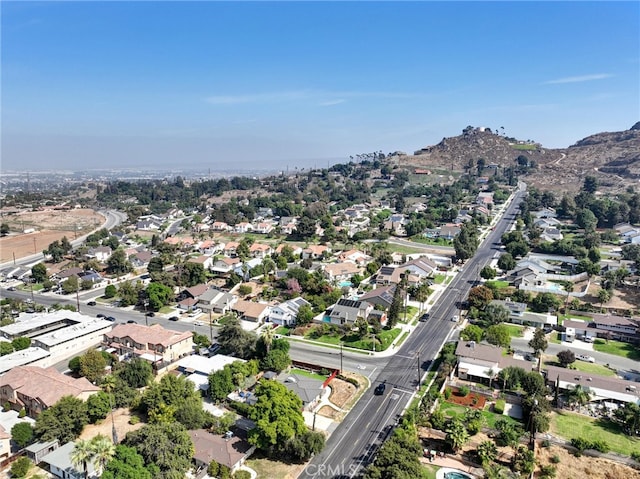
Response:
[340,342,343,374]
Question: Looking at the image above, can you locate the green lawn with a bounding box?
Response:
[389,245,427,255]
[290,368,329,380]
[275,326,291,335]
[593,339,640,360]
[543,360,616,377]
[485,280,509,289]
[306,327,401,351]
[549,332,562,344]
[433,274,446,284]
[503,324,524,338]
[410,236,453,247]
[550,410,640,456]
[439,401,521,429]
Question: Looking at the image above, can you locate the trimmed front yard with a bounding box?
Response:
[593,339,640,361]
[438,400,521,430]
[503,324,524,338]
[550,410,640,456]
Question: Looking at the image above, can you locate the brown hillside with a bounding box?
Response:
[397,124,640,193]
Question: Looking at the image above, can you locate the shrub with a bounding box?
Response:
[458,386,470,397]
[550,454,561,464]
[541,439,551,448]
[539,464,557,479]
[336,374,359,387]
[444,388,452,400]
[234,471,251,479]
[18,408,26,418]
[2,402,10,412]
[631,451,640,462]
[570,437,590,452]
[10,457,31,478]
[494,399,505,415]
[128,415,140,425]
[590,439,609,453]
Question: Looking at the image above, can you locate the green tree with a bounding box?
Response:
[31,262,48,283]
[62,275,80,295]
[460,325,483,343]
[35,395,89,444]
[80,349,108,384]
[364,426,424,479]
[101,444,153,479]
[87,391,112,423]
[495,418,523,448]
[248,381,307,452]
[0,222,9,236]
[530,292,561,313]
[104,284,117,299]
[511,445,535,474]
[481,303,510,326]
[107,249,132,275]
[11,422,35,448]
[9,457,31,478]
[145,282,173,310]
[124,422,194,478]
[567,384,592,408]
[480,266,497,280]
[68,356,82,374]
[528,328,548,367]
[296,304,314,325]
[445,419,470,452]
[90,434,116,476]
[208,366,235,402]
[71,438,94,479]
[497,253,516,271]
[217,318,257,359]
[117,357,153,388]
[468,285,494,309]
[613,402,640,437]
[485,324,511,348]
[11,336,31,351]
[476,440,498,465]
[557,349,576,368]
[260,349,291,373]
[0,342,14,356]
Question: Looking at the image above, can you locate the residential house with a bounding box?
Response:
[224,241,240,257]
[54,267,83,281]
[188,255,213,270]
[326,299,374,326]
[249,243,273,259]
[128,250,153,269]
[231,300,271,322]
[562,319,595,342]
[532,208,557,219]
[491,299,557,328]
[212,257,240,274]
[253,222,274,234]
[212,221,232,232]
[234,222,253,234]
[590,313,639,343]
[178,297,200,312]
[85,246,112,262]
[533,217,563,229]
[322,262,362,283]
[25,440,59,465]
[275,243,303,257]
[269,297,311,326]
[302,245,330,259]
[358,285,395,310]
[40,442,97,479]
[540,227,564,242]
[189,429,255,475]
[103,323,193,367]
[0,366,100,417]
[276,373,326,410]
[179,284,210,301]
[256,207,274,218]
[233,258,263,279]
[197,288,237,314]
[476,192,494,208]
[279,217,298,235]
[545,365,640,407]
[439,224,461,240]
[198,240,223,256]
[338,249,371,265]
[136,218,163,231]
[77,270,103,285]
[455,340,534,385]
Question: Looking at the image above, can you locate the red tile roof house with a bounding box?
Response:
[102,323,193,370]
[188,429,255,475]
[0,366,100,418]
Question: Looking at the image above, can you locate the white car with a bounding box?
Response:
[193,320,203,326]
[577,354,595,363]
[451,315,459,322]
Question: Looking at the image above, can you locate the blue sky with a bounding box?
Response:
[2,1,639,171]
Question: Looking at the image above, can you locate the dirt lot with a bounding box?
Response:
[78,408,144,442]
[418,428,640,479]
[328,377,357,409]
[0,209,104,263]
[585,282,640,312]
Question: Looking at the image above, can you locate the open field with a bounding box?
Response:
[0,209,104,263]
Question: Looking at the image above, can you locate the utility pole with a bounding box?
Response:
[76,284,80,313]
[209,309,213,341]
[417,352,421,389]
[340,342,343,374]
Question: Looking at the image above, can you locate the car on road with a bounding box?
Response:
[127,320,137,324]
[7,287,16,291]
[451,315,459,322]
[374,383,386,395]
[87,301,97,306]
[146,311,155,317]
[419,313,430,322]
[168,316,179,321]
[577,354,596,363]
[96,313,106,318]
[193,320,203,326]
[105,316,116,322]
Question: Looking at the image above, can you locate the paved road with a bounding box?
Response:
[297,189,527,479]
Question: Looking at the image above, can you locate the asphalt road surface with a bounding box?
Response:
[297,189,527,479]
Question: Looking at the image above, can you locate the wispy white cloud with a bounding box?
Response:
[543,73,613,85]
[205,89,428,106]
[318,99,346,107]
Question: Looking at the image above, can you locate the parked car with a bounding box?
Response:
[577,354,596,363]
[105,316,116,322]
[582,336,593,343]
[419,313,430,322]
[127,320,137,324]
[7,287,16,291]
[97,313,106,318]
[193,320,203,326]
[146,311,155,317]
[168,316,179,321]
[451,315,459,322]
[87,301,97,306]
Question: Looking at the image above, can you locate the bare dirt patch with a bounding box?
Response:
[445,387,487,409]
[317,405,341,420]
[536,444,639,479]
[78,408,144,442]
[0,209,104,263]
[328,378,357,409]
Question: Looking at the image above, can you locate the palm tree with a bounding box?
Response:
[101,374,118,444]
[477,440,498,465]
[445,419,470,452]
[70,439,94,479]
[567,384,592,409]
[90,434,116,476]
[261,325,276,354]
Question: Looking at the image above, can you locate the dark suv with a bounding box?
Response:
[419,313,430,322]
[374,383,386,395]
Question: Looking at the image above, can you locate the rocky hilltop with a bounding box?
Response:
[398,123,640,193]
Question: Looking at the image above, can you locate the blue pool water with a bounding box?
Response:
[444,472,473,479]
[338,281,353,288]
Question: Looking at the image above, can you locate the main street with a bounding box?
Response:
[297,188,526,479]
